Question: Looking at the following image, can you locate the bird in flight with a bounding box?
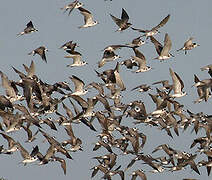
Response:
[78,7,98,28]
[17,21,38,36]
[110,8,132,32]
[131,14,170,38]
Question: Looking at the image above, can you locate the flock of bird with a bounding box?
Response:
[0,1,212,180]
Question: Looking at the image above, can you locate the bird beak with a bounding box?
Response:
[170,53,175,57]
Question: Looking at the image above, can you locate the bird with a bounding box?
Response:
[72,97,96,119]
[93,140,113,153]
[169,68,187,98]
[110,8,132,31]
[86,82,105,96]
[22,60,36,78]
[61,0,83,16]
[51,156,67,175]
[59,41,78,51]
[0,133,18,153]
[120,58,138,69]
[54,81,72,92]
[103,44,129,51]
[28,46,48,63]
[92,153,117,170]
[198,158,212,176]
[21,125,39,143]
[193,77,212,89]
[17,21,38,36]
[131,48,151,73]
[125,36,146,48]
[39,117,57,131]
[193,74,211,103]
[113,62,126,91]
[0,71,22,102]
[98,49,120,68]
[152,80,172,91]
[200,64,212,78]
[131,84,151,92]
[62,124,82,152]
[151,33,173,60]
[131,14,170,38]
[64,50,87,67]
[138,154,164,172]
[130,169,147,180]
[69,75,88,96]
[0,95,13,110]
[177,37,200,54]
[16,142,38,165]
[77,7,98,28]
[39,130,72,160]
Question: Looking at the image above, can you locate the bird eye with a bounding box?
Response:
[135,107,140,112]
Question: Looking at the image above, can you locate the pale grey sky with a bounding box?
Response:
[0,0,212,180]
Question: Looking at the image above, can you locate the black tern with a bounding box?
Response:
[120,58,138,69]
[28,46,48,63]
[201,64,212,77]
[98,49,120,68]
[110,8,132,31]
[0,133,18,153]
[78,7,98,28]
[131,14,170,38]
[16,142,38,165]
[0,71,22,102]
[169,68,187,98]
[130,169,147,180]
[64,50,87,67]
[59,41,78,51]
[61,0,83,16]
[131,48,151,73]
[17,21,38,36]
[69,75,88,96]
[125,36,146,48]
[151,33,173,60]
[177,37,200,54]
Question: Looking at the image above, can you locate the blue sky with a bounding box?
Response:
[0,0,212,179]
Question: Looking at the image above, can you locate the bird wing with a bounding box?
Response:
[184,37,194,47]
[152,14,170,30]
[150,36,163,55]
[131,27,147,33]
[132,56,146,68]
[169,68,183,94]
[26,21,34,28]
[161,33,172,56]
[121,8,129,22]
[70,75,84,92]
[110,14,122,27]
[0,71,17,98]
[78,7,94,25]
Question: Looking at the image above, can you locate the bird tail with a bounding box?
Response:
[176,47,183,52]
[98,60,105,68]
[17,32,24,36]
[28,51,34,55]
